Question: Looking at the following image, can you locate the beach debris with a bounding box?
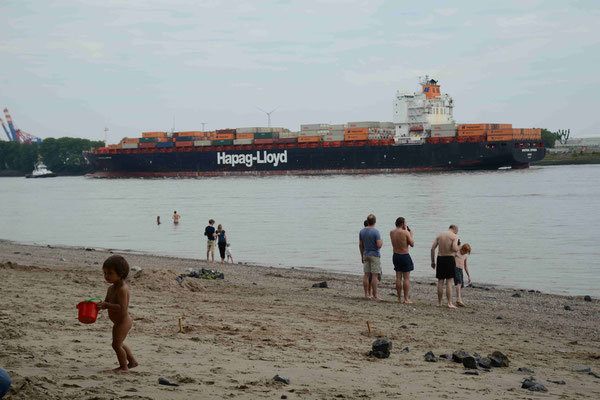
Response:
[130,266,142,272]
[462,356,477,369]
[589,371,600,379]
[175,268,224,286]
[178,317,184,333]
[401,347,409,353]
[366,321,371,335]
[85,248,94,251]
[512,293,521,298]
[573,365,591,373]
[584,295,592,302]
[60,257,66,262]
[272,375,290,385]
[564,305,573,311]
[158,377,179,387]
[452,350,470,363]
[488,351,510,367]
[547,379,566,385]
[495,316,503,320]
[424,351,437,362]
[13,251,20,254]
[400,325,407,329]
[462,370,479,376]
[389,292,397,296]
[522,376,547,392]
[439,354,452,360]
[368,338,392,359]
[312,281,328,288]
[517,367,534,374]
[281,395,288,399]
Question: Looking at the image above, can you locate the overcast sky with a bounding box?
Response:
[1,0,599,142]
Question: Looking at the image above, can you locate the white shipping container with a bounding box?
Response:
[233,138,253,145]
[236,127,259,134]
[347,121,380,128]
[194,140,213,146]
[324,135,345,141]
[328,129,345,135]
[380,122,396,129]
[330,124,346,130]
[280,131,299,138]
[122,143,138,149]
[299,130,328,137]
[430,131,456,138]
[301,123,330,130]
[431,123,456,130]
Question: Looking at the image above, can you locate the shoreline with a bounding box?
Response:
[2,239,599,399]
[0,238,590,297]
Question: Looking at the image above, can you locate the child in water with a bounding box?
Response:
[97,255,138,373]
[225,243,234,263]
[454,243,472,307]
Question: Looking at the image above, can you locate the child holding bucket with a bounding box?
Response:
[97,255,138,373]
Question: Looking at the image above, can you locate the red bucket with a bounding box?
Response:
[76,298,101,324]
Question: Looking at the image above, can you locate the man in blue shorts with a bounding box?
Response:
[359,214,383,300]
[390,217,415,304]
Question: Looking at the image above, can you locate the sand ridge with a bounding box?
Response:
[1,240,599,399]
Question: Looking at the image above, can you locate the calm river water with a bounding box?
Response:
[1,165,598,296]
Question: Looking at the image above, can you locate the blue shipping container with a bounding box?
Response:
[157,142,174,148]
[175,136,195,141]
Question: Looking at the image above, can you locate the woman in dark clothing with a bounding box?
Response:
[215,224,228,263]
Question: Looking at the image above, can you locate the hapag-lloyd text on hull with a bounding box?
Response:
[217,150,288,168]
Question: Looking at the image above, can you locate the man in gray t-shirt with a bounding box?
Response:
[359,214,383,300]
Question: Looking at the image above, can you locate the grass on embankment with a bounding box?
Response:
[533,151,600,166]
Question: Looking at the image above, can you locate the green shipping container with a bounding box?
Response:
[139,137,158,143]
[212,139,233,145]
[254,132,273,139]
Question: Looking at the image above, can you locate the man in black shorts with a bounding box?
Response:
[431,224,460,308]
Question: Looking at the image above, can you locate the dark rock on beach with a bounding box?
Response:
[564,305,573,311]
[452,350,470,363]
[158,377,179,387]
[401,347,409,353]
[517,367,534,374]
[522,377,547,392]
[488,351,509,367]
[512,293,522,298]
[424,351,437,362]
[584,295,592,302]
[439,354,452,360]
[463,370,479,376]
[573,365,591,373]
[312,281,328,288]
[369,338,392,359]
[273,375,290,385]
[547,379,566,385]
[462,356,477,369]
[589,371,600,379]
[477,357,492,369]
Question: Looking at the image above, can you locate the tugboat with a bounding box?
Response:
[26,160,57,178]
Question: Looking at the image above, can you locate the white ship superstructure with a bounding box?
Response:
[393,76,455,139]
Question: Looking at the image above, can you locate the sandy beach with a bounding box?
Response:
[1,239,599,399]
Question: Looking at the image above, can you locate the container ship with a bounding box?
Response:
[85,77,545,177]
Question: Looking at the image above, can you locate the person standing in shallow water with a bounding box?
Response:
[359,214,383,301]
[390,217,415,304]
[172,211,180,224]
[431,224,460,308]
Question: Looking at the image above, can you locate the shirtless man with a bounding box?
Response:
[172,211,180,224]
[431,224,460,308]
[390,217,415,304]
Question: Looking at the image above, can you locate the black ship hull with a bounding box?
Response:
[85,140,545,178]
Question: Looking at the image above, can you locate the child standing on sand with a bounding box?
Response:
[97,255,138,373]
[225,243,234,263]
[454,243,472,307]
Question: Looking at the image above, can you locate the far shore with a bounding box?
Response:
[1,239,599,399]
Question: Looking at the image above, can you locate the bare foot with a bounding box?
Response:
[447,304,457,309]
[437,303,443,307]
[456,301,466,307]
[373,296,384,301]
[398,298,404,304]
[128,361,139,369]
[404,299,413,304]
[113,367,130,374]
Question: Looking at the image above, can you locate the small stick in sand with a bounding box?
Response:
[178,317,184,333]
[366,321,371,336]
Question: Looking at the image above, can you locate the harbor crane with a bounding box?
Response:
[1,108,42,143]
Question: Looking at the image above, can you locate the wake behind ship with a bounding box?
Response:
[85,78,545,177]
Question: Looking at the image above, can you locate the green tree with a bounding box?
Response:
[541,129,558,148]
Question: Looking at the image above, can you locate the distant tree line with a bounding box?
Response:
[0,137,104,175]
[541,128,570,148]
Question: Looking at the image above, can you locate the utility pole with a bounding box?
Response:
[104,127,109,147]
[201,122,206,132]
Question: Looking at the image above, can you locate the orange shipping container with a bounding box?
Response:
[487,135,513,142]
[458,130,487,137]
[236,132,255,139]
[142,131,167,138]
[175,141,194,147]
[108,144,122,149]
[298,136,321,143]
[458,124,490,130]
[215,133,234,140]
[345,133,368,141]
[122,138,140,144]
[157,137,171,142]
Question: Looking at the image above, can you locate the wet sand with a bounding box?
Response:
[1,239,599,399]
